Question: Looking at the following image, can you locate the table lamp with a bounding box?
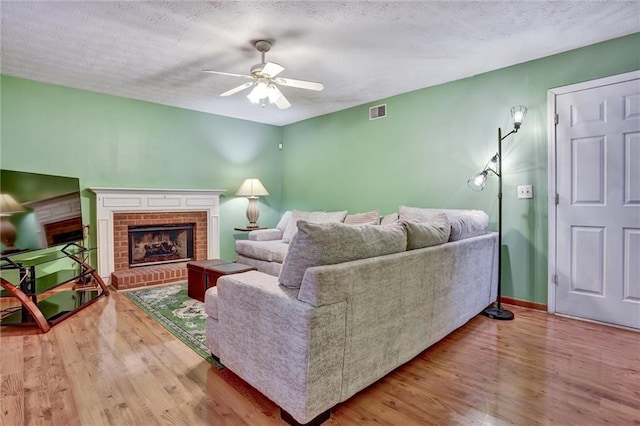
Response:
[236,179,269,229]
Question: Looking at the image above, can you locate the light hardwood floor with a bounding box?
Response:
[1,289,638,425]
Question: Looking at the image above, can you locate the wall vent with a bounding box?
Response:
[369,104,387,120]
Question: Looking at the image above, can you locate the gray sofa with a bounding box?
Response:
[235,207,489,277]
[205,209,498,424]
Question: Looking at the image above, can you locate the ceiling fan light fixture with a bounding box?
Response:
[247,81,270,104]
[246,87,260,104]
[267,85,282,104]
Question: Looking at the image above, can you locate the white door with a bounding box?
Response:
[554,75,640,329]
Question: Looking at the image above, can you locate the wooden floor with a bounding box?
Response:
[1,290,638,425]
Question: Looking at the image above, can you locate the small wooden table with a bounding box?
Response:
[186,260,256,302]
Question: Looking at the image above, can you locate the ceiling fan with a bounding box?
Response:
[203,40,324,110]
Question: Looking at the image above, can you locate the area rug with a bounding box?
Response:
[124,283,223,368]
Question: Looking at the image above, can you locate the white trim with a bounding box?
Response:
[89,187,225,281]
[547,89,557,314]
[89,187,224,195]
[549,70,640,96]
[546,70,640,314]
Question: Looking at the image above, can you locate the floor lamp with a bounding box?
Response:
[468,105,527,321]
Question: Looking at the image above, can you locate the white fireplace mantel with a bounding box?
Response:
[90,187,225,281]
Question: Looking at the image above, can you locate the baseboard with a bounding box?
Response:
[501,296,547,311]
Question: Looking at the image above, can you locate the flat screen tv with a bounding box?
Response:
[1,169,84,256]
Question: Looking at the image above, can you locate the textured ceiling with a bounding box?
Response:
[1,1,639,126]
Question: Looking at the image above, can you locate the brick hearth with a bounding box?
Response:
[111,263,188,290]
[110,211,208,289]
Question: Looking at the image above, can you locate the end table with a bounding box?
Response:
[186,260,256,302]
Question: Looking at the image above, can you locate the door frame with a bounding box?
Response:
[547,70,640,314]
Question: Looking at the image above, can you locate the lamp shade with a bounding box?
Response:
[0,193,26,216]
[511,105,528,129]
[236,179,269,197]
[467,171,488,191]
[247,81,270,104]
[267,85,282,104]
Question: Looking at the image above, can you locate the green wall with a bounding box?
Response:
[281,33,640,304]
[0,76,284,260]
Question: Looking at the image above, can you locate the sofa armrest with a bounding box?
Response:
[216,271,346,424]
[248,228,283,241]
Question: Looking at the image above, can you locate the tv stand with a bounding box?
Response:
[0,243,109,333]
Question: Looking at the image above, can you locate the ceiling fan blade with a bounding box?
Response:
[220,82,254,97]
[268,85,291,110]
[202,70,253,80]
[275,94,292,110]
[275,77,324,91]
[261,62,285,78]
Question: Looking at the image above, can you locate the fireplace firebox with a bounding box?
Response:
[128,223,195,268]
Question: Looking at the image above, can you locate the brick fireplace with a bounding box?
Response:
[110,212,207,289]
[90,188,225,289]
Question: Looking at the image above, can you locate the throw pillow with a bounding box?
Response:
[276,210,292,232]
[401,213,451,250]
[380,212,399,225]
[446,212,489,241]
[279,220,407,289]
[281,210,348,243]
[399,205,440,222]
[344,210,380,225]
[398,206,489,241]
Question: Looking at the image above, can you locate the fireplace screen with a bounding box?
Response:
[128,223,195,267]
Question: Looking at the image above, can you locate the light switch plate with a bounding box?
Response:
[517,185,533,199]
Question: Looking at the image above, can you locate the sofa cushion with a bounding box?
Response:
[380,212,399,225]
[248,228,283,241]
[235,239,289,263]
[276,210,292,232]
[236,254,283,277]
[204,286,219,319]
[446,212,489,241]
[282,210,348,243]
[279,220,407,289]
[399,206,488,241]
[401,213,451,250]
[344,210,380,225]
